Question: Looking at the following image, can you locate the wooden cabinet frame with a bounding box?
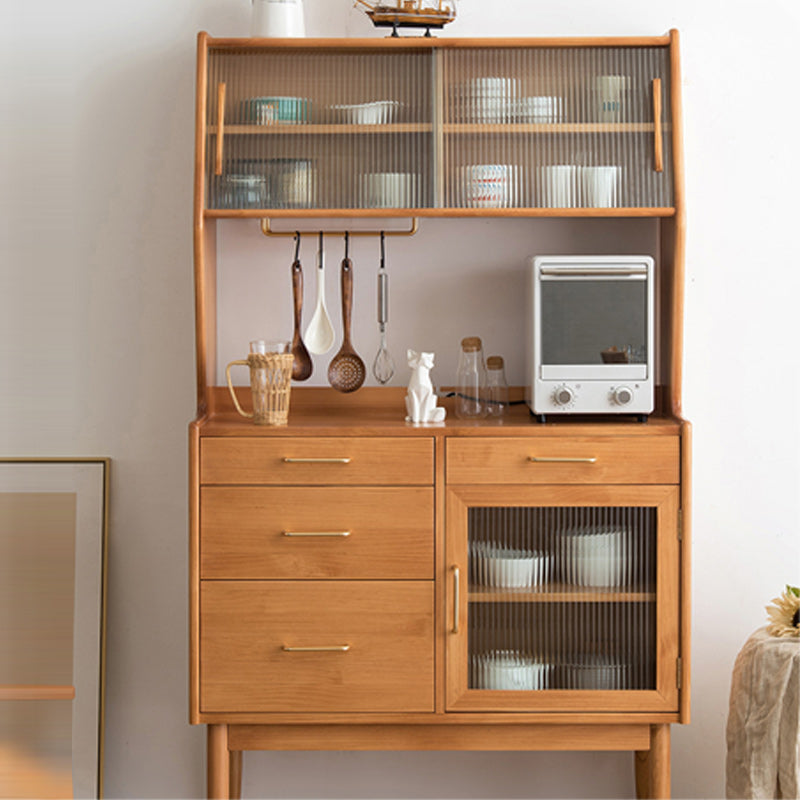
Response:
[190,28,690,800]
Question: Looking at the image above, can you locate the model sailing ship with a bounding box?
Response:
[355,0,456,35]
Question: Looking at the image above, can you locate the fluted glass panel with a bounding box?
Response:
[204,44,672,212]
[440,46,671,209]
[467,506,656,691]
[206,48,433,210]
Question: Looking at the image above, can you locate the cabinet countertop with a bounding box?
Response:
[192,387,685,437]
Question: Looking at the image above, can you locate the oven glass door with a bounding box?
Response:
[539,271,649,380]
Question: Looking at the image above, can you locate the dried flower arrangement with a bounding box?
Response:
[766,585,800,638]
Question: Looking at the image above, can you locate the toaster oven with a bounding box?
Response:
[526,255,655,421]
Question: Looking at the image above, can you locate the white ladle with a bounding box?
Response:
[303,232,335,355]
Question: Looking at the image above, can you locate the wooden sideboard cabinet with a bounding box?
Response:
[191,30,689,800]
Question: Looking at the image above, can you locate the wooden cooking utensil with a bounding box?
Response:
[290,243,313,380]
[327,236,365,393]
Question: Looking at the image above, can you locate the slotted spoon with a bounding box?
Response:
[328,235,366,393]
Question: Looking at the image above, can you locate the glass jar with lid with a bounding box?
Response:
[486,355,509,418]
[455,336,488,419]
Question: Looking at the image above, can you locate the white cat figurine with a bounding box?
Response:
[405,350,446,424]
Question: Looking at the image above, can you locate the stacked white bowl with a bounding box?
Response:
[451,77,519,123]
[561,528,628,588]
[471,541,550,588]
[471,651,551,691]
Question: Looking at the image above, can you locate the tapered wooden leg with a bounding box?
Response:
[634,725,671,799]
[229,750,243,800]
[208,724,230,800]
[634,749,650,799]
[649,724,671,799]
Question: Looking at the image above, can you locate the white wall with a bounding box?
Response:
[3,1,799,797]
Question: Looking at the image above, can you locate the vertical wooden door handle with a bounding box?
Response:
[652,78,664,174]
[215,82,226,176]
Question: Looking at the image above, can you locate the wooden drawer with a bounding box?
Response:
[446,436,679,484]
[200,486,434,579]
[200,581,434,713]
[201,437,433,485]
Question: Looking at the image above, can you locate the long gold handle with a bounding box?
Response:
[452,566,461,634]
[652,78,664,173]
[283,531,351,538]
[215,82,226,176]
[283,457,352,464]
[282,645,351,652]
[528,456,597,464]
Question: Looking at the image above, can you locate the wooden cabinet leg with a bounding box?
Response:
[230,750,243,800]
[649,724,671,799]
[207,724,231,800]
[634,749,650,799]
[634,725,671,799]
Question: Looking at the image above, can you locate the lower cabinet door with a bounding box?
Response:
[200,580,434,713]
[445,484,681,713]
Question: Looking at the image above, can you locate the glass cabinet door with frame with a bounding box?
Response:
[445,485,679,713]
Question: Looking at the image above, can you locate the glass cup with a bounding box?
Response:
[227,341,293,425]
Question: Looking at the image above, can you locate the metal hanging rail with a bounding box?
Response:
[260,218,419,238]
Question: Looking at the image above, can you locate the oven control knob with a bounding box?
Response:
[612,386,634,406]
[553,385,575,407]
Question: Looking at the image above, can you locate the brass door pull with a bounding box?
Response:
[282,645,351,652]
[283,457,352,464]
[652,77,664,173]
[452,566,461,634]
[528,456,597,464]
[215,82,226,176]
[282,531,351,537]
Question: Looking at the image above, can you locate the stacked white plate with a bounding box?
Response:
[512,95,563,123]
[561,529,629,588]
[471,651,551,691]
[451,77,519,123]
[470,541,550,588]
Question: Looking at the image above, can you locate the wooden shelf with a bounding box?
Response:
[204,206,676,218]
[209,123,433,135]
[443,122,662,134]
[0,684,76,701]
[468,585,656,604]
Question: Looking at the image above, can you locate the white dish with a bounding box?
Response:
[471,541,550,588]
[457,164,515,209]
[513,95,563,123]
[360,172,415,208]
[330,100,400,125]
[561,658,633,690]
[562,529,628,587]
[471,651,551,691]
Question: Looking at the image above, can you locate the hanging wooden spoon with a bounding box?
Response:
[290,233,313,381]
[328,233,366,393]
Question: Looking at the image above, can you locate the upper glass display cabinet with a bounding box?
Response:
[199,38,676,215]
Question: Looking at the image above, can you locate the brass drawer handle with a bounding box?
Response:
[282,531,351,538]
[452,566,461,634]
[283,457,352,464]
[282,645,351,652]
[528,456,597,464]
